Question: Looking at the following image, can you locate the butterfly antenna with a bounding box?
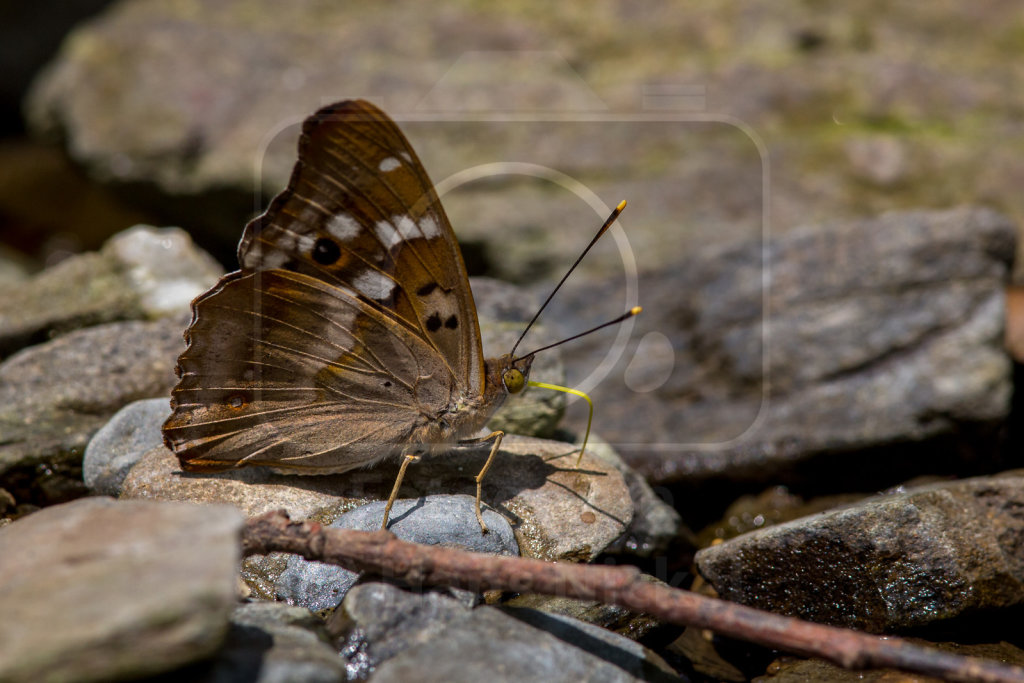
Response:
[512,306,641,362]
[509,200,627,359]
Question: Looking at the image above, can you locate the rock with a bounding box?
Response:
[24,1,761,276]
[0,245,30,287]
[0,225,221,357]
[696,485,865,547]
[0,318,183,479]
[553,206,1016,485]
[123,434,633,566]
[327,580,479,679]
[760,640,1024,682]
[844,135,909,187]
[275,495,519,612]
[695,471,1024,633]
[584,436,686,558]
[83,397,169,495]
[187,601,347,683]
[502,573,667,642]
[329,580,681,682]
[0,497,242,683]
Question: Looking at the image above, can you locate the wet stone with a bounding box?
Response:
[330,580,682,682]
[696,471,1024,632]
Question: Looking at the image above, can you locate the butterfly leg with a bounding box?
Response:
[458,430,504,534]
[381,453,420,530]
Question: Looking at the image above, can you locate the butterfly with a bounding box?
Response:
[162,100,633,532]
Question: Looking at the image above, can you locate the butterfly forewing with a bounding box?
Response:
[238,100,483,396]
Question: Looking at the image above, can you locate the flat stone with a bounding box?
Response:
[275,496,518,612]
[331,580,681,682]
[0,497,242,683]
[122,434,633,564]
[0,318,184,477]
[0,225,221,357]
[552,206,1016,486]
[695,471,1024,632]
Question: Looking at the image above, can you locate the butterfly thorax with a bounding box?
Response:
[433,353,534,440]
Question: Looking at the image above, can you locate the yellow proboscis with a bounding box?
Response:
[527,380,594,468]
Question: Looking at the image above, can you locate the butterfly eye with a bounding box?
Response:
[502,368,526,394]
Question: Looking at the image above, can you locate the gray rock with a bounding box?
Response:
[695,471,1024,632]
[0,225,221,357]
[0,497,243,683]
[844,134,909,187]
[276,495,518,612]
[502,573,667,641]
[584,437,686,558]
[0,318,183,477]
[331,580,681,682]
[123,434,633,565]
[329,580,478,678]
[83,397,168,495]
[553,206,1016,485]
[192,601,346,683]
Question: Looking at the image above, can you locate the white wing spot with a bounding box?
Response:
[418,216,440,238]
[374,220,402,249]
[378,157,401,173]
[399,151,412,163]
[353,269,396,300]
[296,234,315,255]
[326,214,361,241]
[261,250,290,269]
[393,215,419,240]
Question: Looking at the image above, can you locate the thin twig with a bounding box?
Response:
[242,509,1024,683]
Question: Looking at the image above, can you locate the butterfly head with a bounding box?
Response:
[485,353,535,399]
[501,355,535,395]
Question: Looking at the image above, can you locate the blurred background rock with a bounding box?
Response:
[4,1,1022,274]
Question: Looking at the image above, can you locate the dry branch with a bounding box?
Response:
[242,509,1024,683]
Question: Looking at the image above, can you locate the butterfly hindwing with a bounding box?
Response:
[165,269,458,472]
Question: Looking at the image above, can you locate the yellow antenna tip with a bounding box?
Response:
[616,199,627,211]
[630,305,642,315]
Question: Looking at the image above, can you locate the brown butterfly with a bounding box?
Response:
[162,100,632,532]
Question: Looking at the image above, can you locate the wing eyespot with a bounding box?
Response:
[426,313,442,332]
[312,237,342,265]
[444,315,458,329]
